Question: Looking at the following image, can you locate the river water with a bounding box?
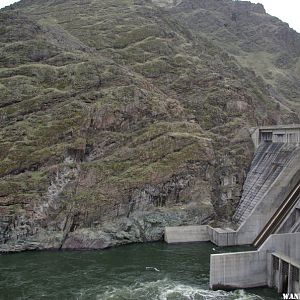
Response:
[0,242,280,300]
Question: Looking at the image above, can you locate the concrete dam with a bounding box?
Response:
[164,124,300,294]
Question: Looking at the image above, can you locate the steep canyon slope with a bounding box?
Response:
[0,0,299,251]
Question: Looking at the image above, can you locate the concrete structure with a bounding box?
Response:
[210,233,300,291]
[233,142,300,226]
[165,145,300,247]
[164,225,209,243]
[250,124,300,149]
[164,124,300,294]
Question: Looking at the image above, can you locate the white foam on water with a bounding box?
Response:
[231,289,264,300]
[159,283,228,300]
[97,278,265,300]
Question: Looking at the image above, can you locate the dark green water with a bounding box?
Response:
[0,242,279,300]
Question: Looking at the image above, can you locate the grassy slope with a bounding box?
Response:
[0,0,299,249]
[168,0,300,116]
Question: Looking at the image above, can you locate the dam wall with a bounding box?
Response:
[164,125,300,294]
[233,143,300,226]
[165,123,300,246]
[235,155,300,245]
[164,152,300,246]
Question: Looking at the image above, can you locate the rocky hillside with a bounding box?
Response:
[0,0,299,251]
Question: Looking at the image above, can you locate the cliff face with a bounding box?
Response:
[169,0,300,115]
[0,0,299,251]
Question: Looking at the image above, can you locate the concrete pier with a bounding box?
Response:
[210,250,267,289]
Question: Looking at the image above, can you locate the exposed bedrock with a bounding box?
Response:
[0,0,299,251]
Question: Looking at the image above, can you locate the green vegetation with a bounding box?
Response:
[0,0,299,249]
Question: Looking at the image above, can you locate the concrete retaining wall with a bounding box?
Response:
[164,225,209,243]
[165,225,238,246]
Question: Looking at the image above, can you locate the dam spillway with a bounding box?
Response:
[233,142,299,226]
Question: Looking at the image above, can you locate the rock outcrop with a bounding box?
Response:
[0,0,299,251]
